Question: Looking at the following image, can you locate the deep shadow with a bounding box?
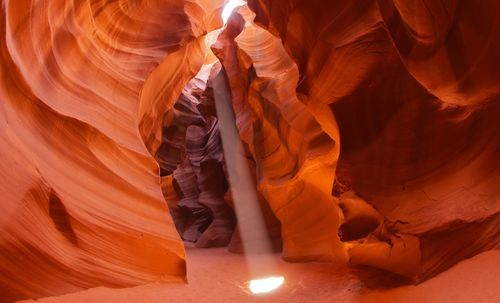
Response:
[48,191,78,246]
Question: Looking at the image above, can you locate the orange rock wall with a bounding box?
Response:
[0,0,225,301]
[212,6,346,262]
[242,0,500,280]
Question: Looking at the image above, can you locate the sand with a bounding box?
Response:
[19,248,500,303]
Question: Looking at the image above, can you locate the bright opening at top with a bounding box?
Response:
[222,0,246,24]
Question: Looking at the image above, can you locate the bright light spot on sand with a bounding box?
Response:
[248,276,285,294]
[222,0,245,24]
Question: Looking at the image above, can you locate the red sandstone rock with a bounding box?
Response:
[0,0,226,301]
[244,0,500,281]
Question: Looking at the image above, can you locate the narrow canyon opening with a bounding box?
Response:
[154,64,283,253]
[155,75,236,248]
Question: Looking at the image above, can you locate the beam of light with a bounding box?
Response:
[222,0,246,24]
[212,68,281,295]
[248,276,285,294]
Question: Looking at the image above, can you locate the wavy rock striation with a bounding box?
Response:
[0,0,225,301]
[245,0,500,281]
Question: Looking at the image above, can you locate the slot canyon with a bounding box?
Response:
[0,0,499,302]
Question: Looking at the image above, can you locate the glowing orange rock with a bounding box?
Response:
[241,0,500,281]
[212,6,346,262]
[0,0,225,301]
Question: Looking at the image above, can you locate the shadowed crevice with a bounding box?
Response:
[48,191,78,246]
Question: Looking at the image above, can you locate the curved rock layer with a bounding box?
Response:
[240,0,500,281]
[212,6,345,262]
[0,0,225,302]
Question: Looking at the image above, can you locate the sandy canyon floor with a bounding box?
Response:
[19,248,500,303]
